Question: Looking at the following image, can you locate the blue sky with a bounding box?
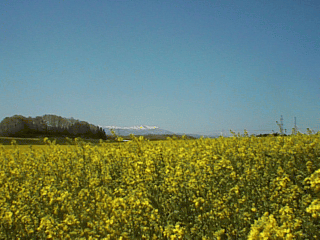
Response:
[1,0,319,135]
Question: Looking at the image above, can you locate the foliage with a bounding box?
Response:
[0,114,107,140]
[0,133,319,239]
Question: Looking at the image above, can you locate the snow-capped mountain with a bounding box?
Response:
[104,125,159,130]
[103,125,174,136]
[102,125,222,138]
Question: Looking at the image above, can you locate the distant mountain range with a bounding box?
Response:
[103,125,221,138]
[103,125,175,136]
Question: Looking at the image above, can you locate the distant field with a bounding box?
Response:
[0,134,192,145]
[0,136,107,145]
[0,136,40,140]
[0,136,42,145]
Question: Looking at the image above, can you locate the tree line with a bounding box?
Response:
[0,114,107,140]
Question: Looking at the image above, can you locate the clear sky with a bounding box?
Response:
[1,0,319,135]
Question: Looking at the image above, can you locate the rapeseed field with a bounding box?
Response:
[0,133,319,239]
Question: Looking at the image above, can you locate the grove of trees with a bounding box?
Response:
[0,114,107,140]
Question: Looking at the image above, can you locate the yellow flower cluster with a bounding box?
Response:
[0,133,319,239]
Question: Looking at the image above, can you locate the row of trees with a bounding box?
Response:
[0,114,107,140]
